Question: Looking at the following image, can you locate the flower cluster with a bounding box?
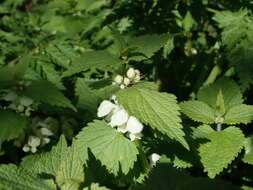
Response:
[3,90,36,117]
[97,96,143,141]
[112,67,141,89]
[21,117,59,153]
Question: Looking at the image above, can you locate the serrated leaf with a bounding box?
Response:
[197,78,243,109]
[0,109,27,147]
[128,34,171,60]
[191,125,214,139]
[0,164,55,190]
[56,145,84,189]
[180,101,215,124]
[21,136,68,176]
[75,120,139,175]
[199,127,245,178]
[242,136,253,165]
[62,51,121,77]
[224,104,253,124]
[75,78,118,114]
[23,80,76,111]
[117,85,189,150]
[83,183,111,190]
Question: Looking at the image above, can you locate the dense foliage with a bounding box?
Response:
[0,0,253,189]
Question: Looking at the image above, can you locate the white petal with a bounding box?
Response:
[117,124,128,133]
[123,77,131,86]
[22,144,30,152]
[149,153,161,167]
[28,136,41,147]
[114,75,123,84]
[126,116,143,134]
[40,128,53,136]
[110,108,129,127]
[97,100,117,117]
[31,146,37,153]
[42,137,50,144]
[129,133,142,141]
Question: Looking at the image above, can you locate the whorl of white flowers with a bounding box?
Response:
[112,67,141,89]
[97,96,143,141]
[22,117,59,153]
[149,153,161,168]
[3,91,35,116]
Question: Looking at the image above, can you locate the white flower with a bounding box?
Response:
[134,74,141,83]
[114,75,123,84]
[123,77,131,86]
[110,108,129,127]
[117,124,128,133]
[149,153,161,167]
[28,136,41,148]
[97,100,117,117]
[22,144,30,152]
[129,133,142,141]
[126,116,143,134]
[126,68,136,79]
[134,69,140,76]
[40,127,53,136]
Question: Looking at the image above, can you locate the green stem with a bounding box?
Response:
[203,65,221,86]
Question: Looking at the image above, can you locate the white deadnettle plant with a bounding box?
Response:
[97,96,144,141]
[112,67,141,89]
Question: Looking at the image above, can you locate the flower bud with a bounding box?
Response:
[114,75,123,84]
[126,68,136,79]
[123,77,131,86]
[134,69,140,76]
[17,105,25,112]
[120,84,125,89]
[22,144,30,152]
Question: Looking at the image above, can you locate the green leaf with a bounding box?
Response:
[199,127,245,178]
[180,101,215,124]
[0,164,55,190]
[117,85,189,150]
[56,145,84,189]
[182,11,196,32]
[224,104,253,124]
[23,80,76,111]
[0,109,27,147]
[21,136,68,176]
[75,78,118,114]
[83,183,111,190]
[75,120,139,175]
[197,78,243,109]
[62,51,121,77]
[242,136,253,165]
[215,90,226,116]
[191,125,214,139]
[127,34,171,60]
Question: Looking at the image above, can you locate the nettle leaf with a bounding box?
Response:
[56,145,84,189]
[83,183,111,190]
[21,136,68,176]
[197,78,243,109]
[0,109,27,147]
[242,136,253,165]
[224,104,253,124]
[23,80,76,111]
[0,164,55,190]
[199,127,245,178]
[62,51,121,77]
[180,101,215,124]
[127,34,171,60]
[75,120,139,175]
[75,78,118,114]
[117,85,189,150]
[191,125,214,139]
